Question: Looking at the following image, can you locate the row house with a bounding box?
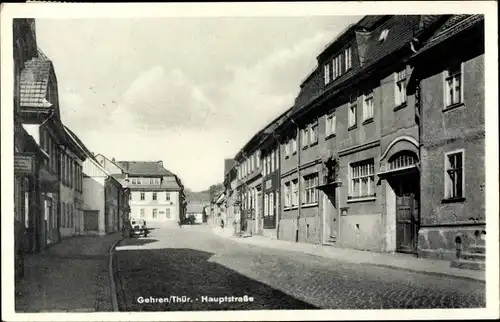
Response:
[95,156,187,227]
[222,158,238,231]
[66,137,130,235]
[13,18,88,281]
[227,15,485,268]
[408,15,485,267]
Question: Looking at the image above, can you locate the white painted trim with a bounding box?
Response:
[444,148,466,200]
[380,136,419,160]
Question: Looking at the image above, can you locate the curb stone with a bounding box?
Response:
[109,236,125,312]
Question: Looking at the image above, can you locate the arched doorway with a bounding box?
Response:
[388,151,419,253]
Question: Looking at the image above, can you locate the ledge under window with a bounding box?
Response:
[309,141,318,147]
[362,118,374,125]
[285,155,290,159]
[302,202,319,209]
[348,124,357,131]
[325,133,336,140]
[441,197,466,204]
[443,102,465,113]
[393,102,407,111]
[347,195,377,203]
[293,151,297,156]
[302,145,308,150]
[284,206,298,211]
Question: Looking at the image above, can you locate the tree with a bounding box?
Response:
[208,183,224,201]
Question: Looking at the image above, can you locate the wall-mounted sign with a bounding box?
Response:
[265,179,272,190]
[14,153,35,175]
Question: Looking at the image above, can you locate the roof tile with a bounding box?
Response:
[20,58,53,108]
[116,161,173,176]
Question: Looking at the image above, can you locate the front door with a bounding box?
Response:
[322,189,338,244]
[395,175,419,253]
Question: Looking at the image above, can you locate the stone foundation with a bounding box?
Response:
[417,225,486,260]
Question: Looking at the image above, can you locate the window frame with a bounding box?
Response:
[152,192,157,201]
[395,69,407,108]
[344,46,352,71]
[348,159,376,200]
[291,179,299,206]
[310,122,318,145]
[324,63,331,85]
[140,208,145,218]
[348,96,358,129]
[444,149,465,201]
[302,173,319,205]
[363,91,374,122]
[140,192,145,201]
[443,61,464,110]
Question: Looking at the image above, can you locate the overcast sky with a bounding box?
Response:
[35,16,362,191]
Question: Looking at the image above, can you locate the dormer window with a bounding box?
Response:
[379,29,390,42]
[323,63,331,85]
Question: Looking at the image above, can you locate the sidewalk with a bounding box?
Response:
[15,233,123,312]
[212,228,485,282]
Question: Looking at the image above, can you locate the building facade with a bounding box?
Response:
[227,15,485,267]
[113,160,184,227]
[410,15,485,263]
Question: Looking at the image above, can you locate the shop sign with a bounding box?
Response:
[265,179,272,190]
[14,153,35,175]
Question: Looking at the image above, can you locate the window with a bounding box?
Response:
[152,208,158,219]
[129,193,132,200]
[395,69,407,106]
[276,148,279,169]
[292,137,297,153]
[445,62,462,107]
[379,29,390,42]
[264,194,269,216]
[256,151,261,168]
[349,159,375,199]
[324,63,331,85]
[137,177,142,185]
[285,141,290,157]
[445,151,464,199]
[269,193,274,217]
[140,208,145,218]
[345,47,352,70]
[332,55,341,79]
[271,151,275,172]
[326,113,336,137]
[291,179,299,206]
[152,192,157,201]
[302,128,309,148]
[284,182,291,208]
[348,97,357,128]
[140,192,145,201]
[267,155,271,174]
[165,208,171,219]
[389,152,417,170]
[310,123,318,144]
[363,91,374,121]
[303,174,319,204]
[166,192,171,201]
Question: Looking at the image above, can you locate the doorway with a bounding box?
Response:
[322,187,339,245]
[394,174,419,253]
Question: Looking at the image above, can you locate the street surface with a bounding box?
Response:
[114,225,485,311]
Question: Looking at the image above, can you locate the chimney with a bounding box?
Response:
[158,160,163,167]
[112,157,115,162]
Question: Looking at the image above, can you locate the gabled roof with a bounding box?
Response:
[20,57,54,108]
[64,125,93,157]
[415,14,483,54]
[224,159,237,176]
[116,161,173,176]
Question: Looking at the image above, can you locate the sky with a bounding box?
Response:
[35,16,362,191]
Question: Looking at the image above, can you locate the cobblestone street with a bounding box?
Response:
[114,225,486,311]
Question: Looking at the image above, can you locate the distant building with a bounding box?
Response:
[94,157,186,226]
[186,203,205,224]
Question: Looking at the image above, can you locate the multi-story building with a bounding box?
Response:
[14,18,87,260]
[409,15,485,265]
[112,160,184,227]
[222,158,237,230]
[228,15,485,268]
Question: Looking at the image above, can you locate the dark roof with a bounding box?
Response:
[186,203,206,213]
[357,15,421,68]
[224,159,237,176]
[116,161,173,176]
[416,15,483,53]
[20,58,53,108]
[64,126,93,157]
